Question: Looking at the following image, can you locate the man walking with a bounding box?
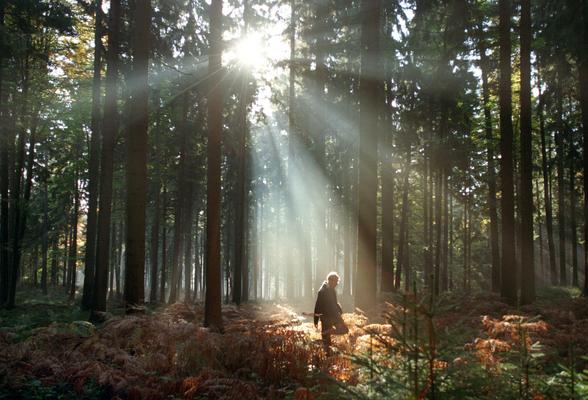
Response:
[314,272,349,355]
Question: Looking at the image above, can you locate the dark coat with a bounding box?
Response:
[313,281,343,326]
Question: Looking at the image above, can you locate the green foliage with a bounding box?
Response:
[0,378,108,400]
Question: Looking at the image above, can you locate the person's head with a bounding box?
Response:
[326,271,340,288]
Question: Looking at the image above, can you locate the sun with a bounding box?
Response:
[228,32,270,71]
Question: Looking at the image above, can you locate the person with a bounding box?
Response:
[314,271,349,354]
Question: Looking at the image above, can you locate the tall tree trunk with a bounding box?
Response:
[538,67,557,284]
[6,51,30,308]
[50,238,58,287]
[108,218,116,299]
[423,140,431,290]
[115,219,123,299]
[160,186,168,302]
[535,179,545,282]
[68,173,79,301]
[441,174,449,292]
[356,0,382,312]
[499,0,517,304]
[570,153,579,287]
[82,0,103,311]
[449,194,454,290]
[233,0,251,303]
[65,222,72,292]
[519,0,535,304]
[555,69,567,285]
[381,136,395,292]
[62,228,69,288]
[41,168,48,295]
[149,183,160,303]
[204,0,224,331]
[395,146,410,290]
[0,3,6,304]
[478,31,500,292]
[434,170,442,297]
[463,197,469,291]
[183,185,194,303]
[580,0,588,296]
[124,0,150,313]
[169,97,189,304]
[91,0,120,317]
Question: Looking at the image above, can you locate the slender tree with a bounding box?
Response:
[82,0,103,310]
[356,0,383,312]
[204,0,224,331]
[91,0,120,317]
[499,0,517,304]
[124,0,150,312]
[580,0,588,296]
[537,66,557,284]
[478,27,500,292]
[519,0,535,304]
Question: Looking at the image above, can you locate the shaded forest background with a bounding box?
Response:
[0,0,588,397]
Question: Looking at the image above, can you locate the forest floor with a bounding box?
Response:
[0,287,587,399]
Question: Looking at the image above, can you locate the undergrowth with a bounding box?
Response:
[0,287,586,399]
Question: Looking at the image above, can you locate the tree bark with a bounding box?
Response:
[499,0,517,304]
[204,0,224,331]
[537,67,557,284]
[124,0,150,313]
[478,31,500,292]
[233,0,252,303]
[160,186,168,302]
[580,0,588,296]
[555,69,567,285]
[395,145,410,290]
[91,0,120,317]
[519,0,535,304]
[356,0,382,312]
[570,153,579,287]
[0,3,6,304]
[82,0,103,310]
[68,172,79,301]
[41,167,48,295]
[5,50,30,308]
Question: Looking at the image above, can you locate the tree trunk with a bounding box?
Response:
[204,0,224,331]
[233,45,251,304]
[5,52,30,308]
[41,168,48,295]
[50,238,58,287]
[449,194,454,290]
[441,173,449,292]
[169,97,189,304]
[82,0,103,311]
[356,0,382,312]
[108,218,116,299]
[555,69,567,286]
[68,173,79,301]
[478,31,500,292]
[0,3,6,305]
[183,186,194,303]
[499,0,517,304]
[570,153,579,287]
[395,146,411,290]
[124,0,150,313]
[149,183,160,303]
[91,0,120,317]
[160,186,168,302]
[519,0,535,304]
[580,0,588,296]
[381,137,395,293]
[535,179,545,282]
[537,67,557,284]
